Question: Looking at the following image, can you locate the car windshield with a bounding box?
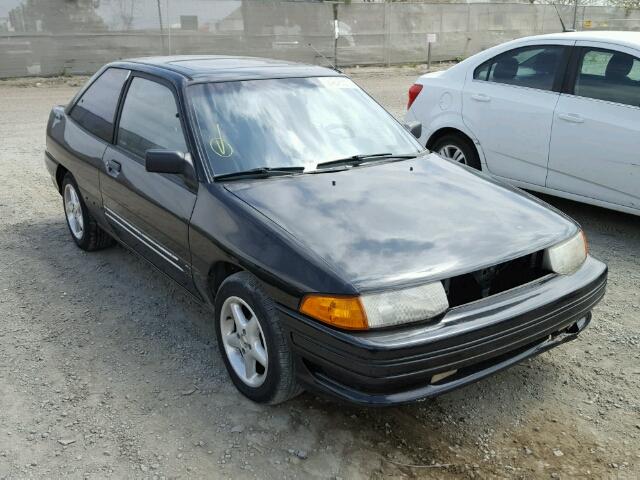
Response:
[188,76,422,176]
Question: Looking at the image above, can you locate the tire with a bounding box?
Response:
[432,133,481,170]
[214,272,302,404]
[61,173,114,251]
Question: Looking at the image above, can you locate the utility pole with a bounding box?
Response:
[156,0,166,54]
[572,0,579,31]
[333,3,339,70]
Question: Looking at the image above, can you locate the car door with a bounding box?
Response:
[547,42,640,211]
[100,74,199,293]
[462,42,573,186]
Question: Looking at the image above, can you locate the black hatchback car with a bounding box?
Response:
[45,56,607,406]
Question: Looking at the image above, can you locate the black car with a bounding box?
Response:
[45,56,607,406]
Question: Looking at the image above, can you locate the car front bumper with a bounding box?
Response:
[277,255,607,406]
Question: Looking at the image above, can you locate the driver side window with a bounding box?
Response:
[117,77,187,159]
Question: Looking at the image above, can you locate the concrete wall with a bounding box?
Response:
[1,0,639,78]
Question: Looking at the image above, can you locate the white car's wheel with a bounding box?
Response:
[432,134,481,170]
[438,144,467,164]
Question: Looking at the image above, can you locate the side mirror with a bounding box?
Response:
[145,149,187,175]
[404,121,422,139]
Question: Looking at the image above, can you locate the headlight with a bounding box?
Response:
[361,282,449,328]
[299,282,449,330]
[543,230,588,275]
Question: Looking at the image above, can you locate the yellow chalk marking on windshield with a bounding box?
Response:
[210,123,234,157]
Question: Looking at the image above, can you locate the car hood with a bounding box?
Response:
[224,155,577,292]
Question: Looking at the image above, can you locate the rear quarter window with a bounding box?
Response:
[70,68,129,142]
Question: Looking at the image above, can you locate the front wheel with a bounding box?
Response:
[214,272,302,404]
[432,134,481,170]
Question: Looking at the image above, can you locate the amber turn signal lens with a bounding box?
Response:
[580,230,589,255]
[299,295,368,330]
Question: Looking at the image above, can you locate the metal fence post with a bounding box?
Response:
[466,3,471,59]
[384,1,390,67]
[156,0,165,54]
[166,0,172,55]
[333,2,338,69]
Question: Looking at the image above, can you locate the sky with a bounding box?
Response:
[0,0,22,18]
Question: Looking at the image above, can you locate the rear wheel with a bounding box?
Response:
[61,174,114,251]
[432,133,481,170]
[214,272,302,404]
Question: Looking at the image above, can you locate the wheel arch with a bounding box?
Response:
[427,127,486,170]
[55,163,69,194]
[207,261,243,299]
[427,127,473,151]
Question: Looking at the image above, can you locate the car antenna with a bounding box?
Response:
[553,4,576,33]
[272,41,342,73]
[307,43,342,73]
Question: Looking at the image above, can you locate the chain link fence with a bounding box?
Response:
[1,0,639,78]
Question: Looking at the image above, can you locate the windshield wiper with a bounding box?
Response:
[214,166,305,181]
[315,153,418,170]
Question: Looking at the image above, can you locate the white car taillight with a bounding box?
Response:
[407,83,423,109]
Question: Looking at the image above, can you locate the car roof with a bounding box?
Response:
[517,30,640,50]
[117,55,340,82]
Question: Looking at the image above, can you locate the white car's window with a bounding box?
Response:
[117,77,188,159]
[473,45,566,92]
[574,48,640,108]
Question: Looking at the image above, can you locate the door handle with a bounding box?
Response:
[106,159,121,176]
[558,113,584,124]
[471,93,491,103]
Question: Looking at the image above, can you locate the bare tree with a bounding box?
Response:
[9,0,105,33]
[112,0,137,31]
[611,0,640,10]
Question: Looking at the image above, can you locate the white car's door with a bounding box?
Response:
[547,42,640,211]
[462,42,573,186]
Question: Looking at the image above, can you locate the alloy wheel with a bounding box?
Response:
[438,144,467,165]
[64,183,84,240]
[219,296,269,388]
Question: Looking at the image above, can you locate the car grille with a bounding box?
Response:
[444,251,549,308]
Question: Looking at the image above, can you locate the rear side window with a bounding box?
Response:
[70,68,129,142]
[573,48,640,107]
[117,77,187,159]
[473,45,566,92]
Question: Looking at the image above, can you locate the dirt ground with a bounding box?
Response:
[0,67,638,480]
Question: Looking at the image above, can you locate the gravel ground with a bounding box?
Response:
[0,67,638,480]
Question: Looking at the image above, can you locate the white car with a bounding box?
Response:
[406,31,640,216]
